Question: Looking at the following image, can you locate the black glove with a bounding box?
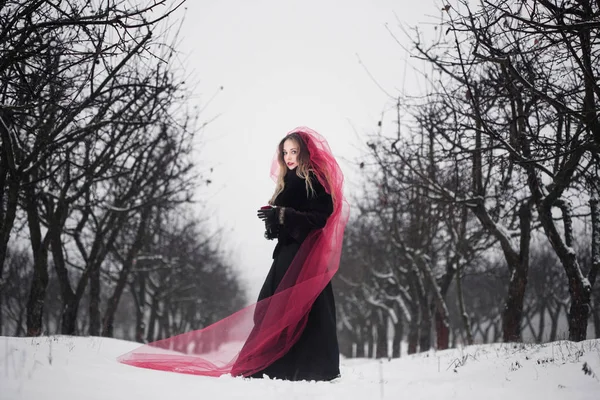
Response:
[257,207,280,240]
[264,220,279,240]
[257,207,278,225]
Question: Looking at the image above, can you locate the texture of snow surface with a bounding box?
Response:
[1,336,599,399]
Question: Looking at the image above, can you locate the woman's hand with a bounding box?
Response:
[258,206,281,240]
[257,206,278,225]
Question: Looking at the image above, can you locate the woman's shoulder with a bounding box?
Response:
[307,170,319,184]
[308,170,328,195]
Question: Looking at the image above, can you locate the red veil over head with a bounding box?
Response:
[117,127,349,377]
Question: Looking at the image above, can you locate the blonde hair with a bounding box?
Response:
[269,133,316,204]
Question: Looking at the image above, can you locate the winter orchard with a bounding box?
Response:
[0,0,599,363]
[0,0,244,341]
[333,0,600,357]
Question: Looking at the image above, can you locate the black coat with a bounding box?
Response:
[251,168,340,381]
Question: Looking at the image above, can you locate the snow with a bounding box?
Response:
[1,336,599,399]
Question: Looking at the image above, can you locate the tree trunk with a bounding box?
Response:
[147,294,159,343]
[43,300,51,334]
[0,178,18,277]
[392,318,403,358]
[102,207,151,337]
[435,258,456,350]
[83,214,123,336]
[61,298,79,334]
[521,111,592,342]
[542,200,590,341]
[502,203,531,342]
[375,314,387,358]
[566,284,591,341]
[502,272,527,341]
[407,309,419,354]
[590,190,599,338]
[357,337,366,358]
[88,260,101,336]
[455,258,473,345]
[483,322,494,343]
[536,304,546,343]
[80,212,126,336]
[160,299,171,340]
[435,309,450,349]
[86,210,125,336]
[549,301,561,342]
[418,305,431,352]
[408,259,430,352]
[406,270,421,354]
[593,292,600,339]
[337,330,354,358]
[364,322,373,357]
[524,311,536,339]
[493,319,502,342]
[416,254,452,351]
[24,182,49,337]
[472,321,483,343]
[60,268,91,335]
[0,109,20,279]
[14,307,25,336]
[48,204,80,335]
[134,272,146,343]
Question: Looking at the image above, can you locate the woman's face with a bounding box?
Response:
[282,138,299,170]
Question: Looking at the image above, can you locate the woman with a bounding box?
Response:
[117,127,348,381]
[248,131,341,381]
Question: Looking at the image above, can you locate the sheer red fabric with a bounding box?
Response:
[117,127,349,377]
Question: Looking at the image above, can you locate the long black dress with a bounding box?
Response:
[250,168,340,381]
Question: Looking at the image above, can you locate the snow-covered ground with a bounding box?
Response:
[1,336,599,399]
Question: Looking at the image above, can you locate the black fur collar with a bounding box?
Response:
[274,169,310,209]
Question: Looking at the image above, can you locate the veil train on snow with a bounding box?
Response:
[117,126,349,377]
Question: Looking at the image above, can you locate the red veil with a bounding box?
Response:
[117,127,349,377]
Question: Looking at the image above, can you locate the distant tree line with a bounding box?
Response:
[335,0,600,357]
[0,0,245,340]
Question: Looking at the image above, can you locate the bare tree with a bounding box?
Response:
[438,0,600,341]
[0,1,241,338]
[334,215,391,357]
[0,246,31,335]
[0,0,185,277]
[380,0,600,342]
[110,207,245,343]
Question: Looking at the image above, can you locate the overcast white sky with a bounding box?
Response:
[171,0,440,300]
